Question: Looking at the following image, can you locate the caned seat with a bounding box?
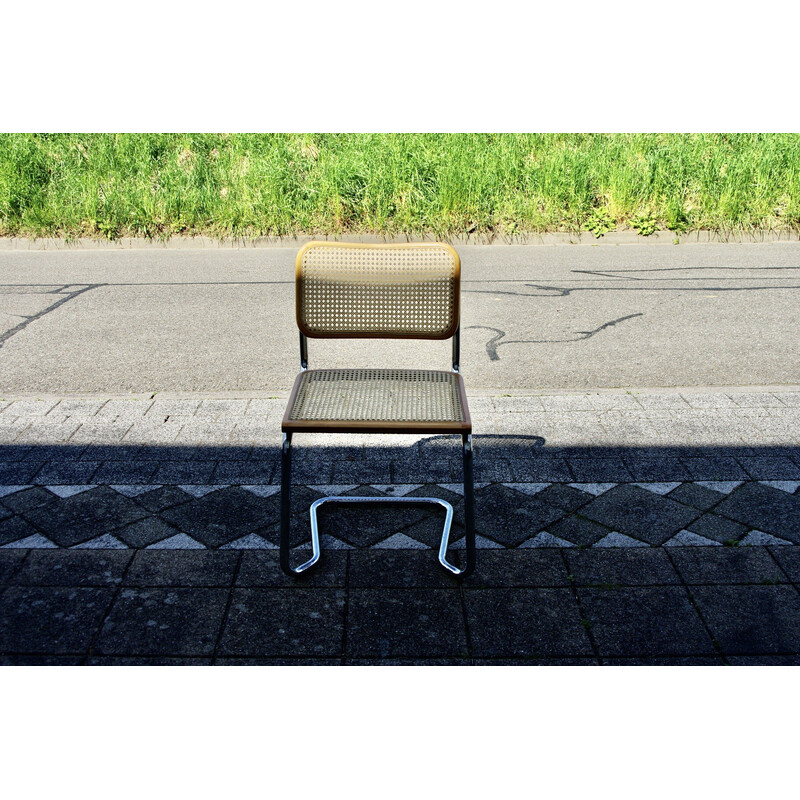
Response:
[283,368,471,434]
[279,242,475,578]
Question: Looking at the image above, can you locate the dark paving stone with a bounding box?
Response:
[0,505,11,522]
[685,513,749,544]
[216,657,343,665]
[246,486,322,549]
[680,457,750,481]
[125,551,240,587]
[1,486,57,513]
[735,456,800,480]
[160,486,281,548]
[0,462,45,484]
[580,484,701,545]
[218,588,345,657]
[0,550,27,584]
[0,445,33,461]
[547,515,612,546]
[401,516,465,550]
[237,550,346,588]
[769,547,800,583]
[565,549,681,586]
[0,586,113,654]
[133,486,192,513]
[91,461,160,484]
[727,655,800,665]
[0,516,44,546]
[34,461,100,484]
[13,550,132,586]
[602,656,726,665]
[464,550,571,588]
[473,484,565,547]
[21,486,148,547]
[348,551,458,588]
[466,588,592,658]
[713,483,800,543]
[81,445,142,462]
[567,458,633,482]
[667,483,725,512]
[20,445,87,462]
[213,460,276,483]
[668,547,787,585]
[622,458,693,482]
[471,657,600,665]
[86,656,213,665]
[94,587,229,656]
[134,446,192,462]
[347,588,467,658]
[114,517,179,547]
[389,459,453,484]
[0,655,85,665]
[535,484,593,513]
[578,587,715,657]
[691,586,800,655]
[153,461,218,484]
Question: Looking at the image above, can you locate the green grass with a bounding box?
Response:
[1,133,799,240]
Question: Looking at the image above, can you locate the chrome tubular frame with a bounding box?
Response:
[299,332,308,371]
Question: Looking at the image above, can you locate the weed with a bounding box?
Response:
[585,207,616,237]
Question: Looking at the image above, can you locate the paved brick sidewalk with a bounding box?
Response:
[1,388,798,664]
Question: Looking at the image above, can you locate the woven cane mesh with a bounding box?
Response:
[288,369,466,423]
[298,244,458,338]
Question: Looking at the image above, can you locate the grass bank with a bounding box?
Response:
[1,133,798,240]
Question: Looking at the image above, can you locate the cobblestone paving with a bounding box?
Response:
[1,389,798,664]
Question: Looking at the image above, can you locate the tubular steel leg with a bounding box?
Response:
[279,432,321,576]
[462,433,476,577]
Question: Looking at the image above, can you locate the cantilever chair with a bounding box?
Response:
[279,241,476,578]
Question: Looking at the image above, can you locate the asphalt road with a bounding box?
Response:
[1,242,799,394]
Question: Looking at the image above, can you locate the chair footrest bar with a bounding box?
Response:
[309,495,462,575]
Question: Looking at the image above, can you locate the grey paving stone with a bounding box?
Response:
[473,484,565,547]
[114,518,182,548]
[768,547,800,583]
[578,587,716,657]
[0,517,51,546]
[0,462,46,484]
[160,486,280,548]
[713,483,800,543]
[565,549,681,586]
[465,588,592,658]
[348,551,460,588]
[94,587,228,656]
[680,457,750,481]
[0,586,113,654]
[133,486,193,513]
[91,461,160,484]
[534,484,593,512]
[580,484,701,546]
[685,513,749,544]
[124,551,240,586]
[21,486,148,547]
[567,458,633,482]
[13,550,132,586]
[218,588,345,657]
[546,515,613,547]
[237,551,347,587]
[622,457,693,482]
[347,588,467,658]
[735,456,800,480]
[35,461,100,484]
[213,460,276,483]
[668,548,787,585]
[464,550,571,588]
[153,461,217,484]
[0,550,27,584]
[690,586,800,655]
[667,483,725,511]
[0,486,57,513]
